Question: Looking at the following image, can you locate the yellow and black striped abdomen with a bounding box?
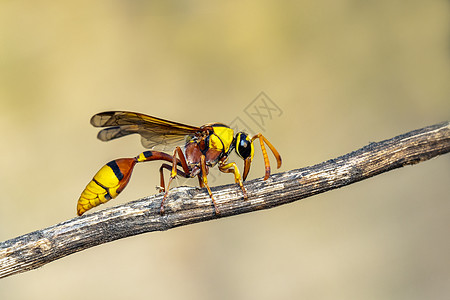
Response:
[77,158,136,216]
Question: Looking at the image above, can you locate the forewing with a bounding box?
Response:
[91,111,200,149]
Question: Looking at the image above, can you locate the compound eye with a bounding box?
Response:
[236,133,252,159]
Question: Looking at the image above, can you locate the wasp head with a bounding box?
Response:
[234,132,254,181]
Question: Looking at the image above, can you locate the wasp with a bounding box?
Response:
[77,111,282,216]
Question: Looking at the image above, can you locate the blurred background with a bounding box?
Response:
[0,1,449,299]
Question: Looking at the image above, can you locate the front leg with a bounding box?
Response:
[218,158,248,199]
[251,133,282,180]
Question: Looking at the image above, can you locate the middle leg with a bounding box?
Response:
[200,155,220,215]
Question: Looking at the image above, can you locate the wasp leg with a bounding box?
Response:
[160,147,191,215]
[158,162,190,214]
[200,154,220,215]
[135,148,189,215]
[218,158,248,199]
[158,163,190,192]
[197,175,204,188]
[251,133,283,180]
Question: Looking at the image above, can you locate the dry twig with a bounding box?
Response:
[0,121,449,279]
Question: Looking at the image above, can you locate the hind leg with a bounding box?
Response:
[160,147,191,215]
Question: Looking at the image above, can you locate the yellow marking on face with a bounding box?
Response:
[249,137,255,161]
[212,126,234,153]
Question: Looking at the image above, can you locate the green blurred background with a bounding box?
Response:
[1,1,449,299]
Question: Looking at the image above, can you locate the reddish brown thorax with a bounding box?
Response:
[184,125,226,176]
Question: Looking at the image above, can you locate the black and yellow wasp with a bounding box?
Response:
[77,111,282,216]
